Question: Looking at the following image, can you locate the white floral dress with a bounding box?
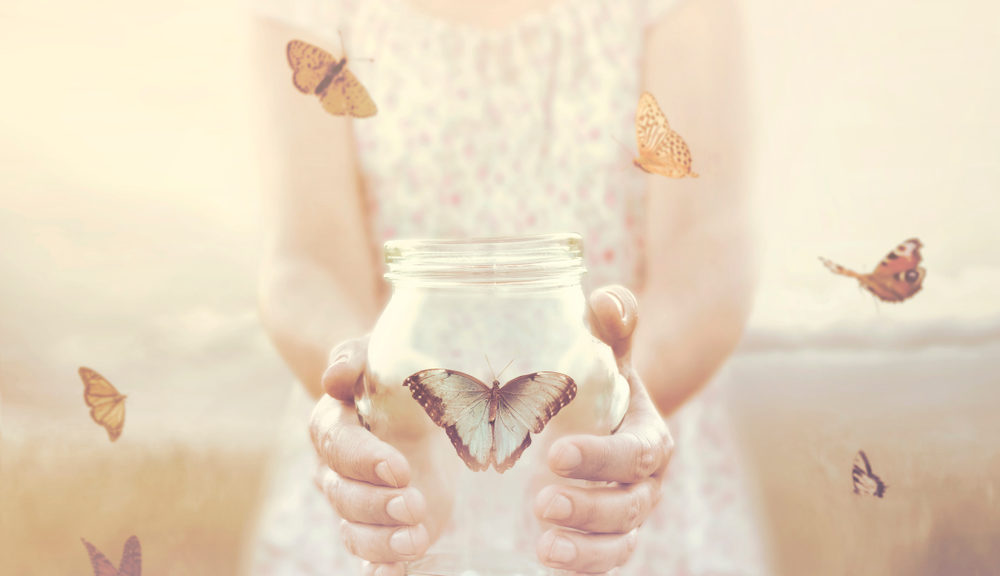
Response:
[250,0,769,574]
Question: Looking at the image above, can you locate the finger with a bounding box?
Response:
[548,421,672,484]
[323,337,369,402]
[588,286,638,358]
[341,520,430,564]
[537,528,638,573]
[361,562,406,576]
[310,395,411,487]
[317,468,426,525]
[534,476,662,533]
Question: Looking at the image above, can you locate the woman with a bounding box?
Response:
[251,0,763,574]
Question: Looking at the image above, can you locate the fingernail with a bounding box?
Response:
[553,443,582,472]
[606,290,627,322]
[386,495,415,523]
[390,527,416,555]
[375,460,399,488]
[543,493,573,521]
[548,535,577,564]
[331,352,351,367]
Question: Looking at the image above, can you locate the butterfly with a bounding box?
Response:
[820,238,926,303]
[403,368,577,473]
[852,450,887,498]
[286,38,376,118]
[633,91,699,179]
[81,535,142,576]
[79,367,127,442]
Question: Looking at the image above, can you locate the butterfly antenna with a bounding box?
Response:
[337,28,375,65]
[496,358,515,381]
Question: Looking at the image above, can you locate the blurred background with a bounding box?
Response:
[1,1,998,574]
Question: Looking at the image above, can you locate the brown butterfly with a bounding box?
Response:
[633,91,698,179]
[81,535,141,576]
[820,238,926,302]
[286,38,376,118]
[403,368,576,473]
[79,367,126,441]
[852,450,887,498]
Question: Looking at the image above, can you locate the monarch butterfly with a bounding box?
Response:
[81,535,141,576]
[403,368,576,473]
[633,91,699,179]
[852,450,887,498]
[820,238,925,303]
[286,38,376,118]
[79,366,126,442]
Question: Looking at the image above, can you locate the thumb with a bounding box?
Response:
[588,285,638,359]
[322,337,369,402]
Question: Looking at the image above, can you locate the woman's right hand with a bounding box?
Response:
[310,337,438,576]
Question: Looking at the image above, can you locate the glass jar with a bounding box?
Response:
[357,233,629,576]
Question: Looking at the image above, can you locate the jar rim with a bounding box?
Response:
[383,233,586,287]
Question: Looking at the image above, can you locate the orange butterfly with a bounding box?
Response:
[81,535,141,576]
[286,38,376,118]
[820,238,926,302]
[633,91,698,179]
[79,367,127,441]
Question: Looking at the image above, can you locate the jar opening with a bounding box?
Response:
[384,233,586,288]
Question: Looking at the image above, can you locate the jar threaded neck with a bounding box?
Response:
[384,233,585,288]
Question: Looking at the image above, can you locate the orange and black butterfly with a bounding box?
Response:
[286,38,376,118]
[852,450,887,498]
[633,91,698,179]
[81,535,141,576]
[820,238,926,303]
[79,367,126,442]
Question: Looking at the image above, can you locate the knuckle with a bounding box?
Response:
[629,432,658,479]
[339,519,357,556]
[623,489,643,530]
[618,530,638,566]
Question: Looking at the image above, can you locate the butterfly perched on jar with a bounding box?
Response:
[633,91,699,179]
[852,450,887,498]
[79,367,127,442]
[403,368,576,473]
[286,38,377,118]
[81,535,141,576]
[820,238,926,303]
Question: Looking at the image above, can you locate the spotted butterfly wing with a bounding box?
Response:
[79,367,126,442]
[81,539,118,576]
[286,39,377,118]
[81,535,141,576]
[633,91,698,179]
[118,535,142,576]
[403,369,576,472]
[820,238,925,302]
[852,450,887,498]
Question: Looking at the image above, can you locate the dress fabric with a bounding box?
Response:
[250,0,769,574]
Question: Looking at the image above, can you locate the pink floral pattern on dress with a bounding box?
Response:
[250,0,769,574]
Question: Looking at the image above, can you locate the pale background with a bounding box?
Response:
[1,1,998,574]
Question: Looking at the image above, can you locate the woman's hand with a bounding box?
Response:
[534,286,674,574]
[310,337,441,576]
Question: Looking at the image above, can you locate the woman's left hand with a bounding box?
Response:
[534,286,674,574]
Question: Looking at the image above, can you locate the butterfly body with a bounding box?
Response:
[82,535,141,576]
[286,39,376,118]
[852,450,887,498]
[79,367,126,442]
[634,91,698,179]
[820,238,925,302]
[404,368,576,473]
